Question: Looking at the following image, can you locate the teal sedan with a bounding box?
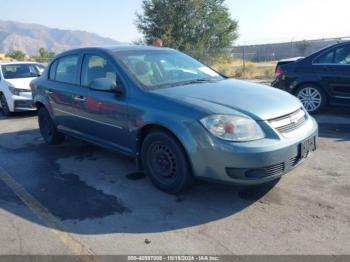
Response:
[31,46,318,193]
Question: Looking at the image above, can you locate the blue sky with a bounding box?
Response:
[1,0,349,45]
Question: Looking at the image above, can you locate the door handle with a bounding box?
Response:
[74,96,87,102]
[45,90,53,95]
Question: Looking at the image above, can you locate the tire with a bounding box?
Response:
[38,107,65,145]
[141,131,194,193]
[295,84,327,114]
[0,94,12,116]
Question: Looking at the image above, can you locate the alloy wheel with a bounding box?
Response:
[297,87,322,112]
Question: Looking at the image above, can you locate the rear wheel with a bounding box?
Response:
[38,107,65,145]
[0,94,12,116]
[141,131,194,193]
[295,84,327,113]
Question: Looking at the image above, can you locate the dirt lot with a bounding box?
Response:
[0,107,349,255]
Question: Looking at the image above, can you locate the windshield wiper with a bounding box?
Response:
[152,78,221,90]
[174,78,219,87]
[186,78,216,83]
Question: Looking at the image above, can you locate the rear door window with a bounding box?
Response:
[314,51,334,64]
[49,60,58,80]
[314,45,350,65]
[334,45,350,64]
[54,55,79,84]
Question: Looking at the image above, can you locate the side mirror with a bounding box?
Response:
[89,78,124,95]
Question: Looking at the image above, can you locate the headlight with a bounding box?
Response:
[200,115,265,142]
[8,86,30,96]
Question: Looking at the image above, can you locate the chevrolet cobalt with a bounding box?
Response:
[31,46,318,192]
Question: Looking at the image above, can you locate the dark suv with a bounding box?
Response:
[272,41,350,113]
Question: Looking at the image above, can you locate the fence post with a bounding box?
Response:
[242,46,246,79]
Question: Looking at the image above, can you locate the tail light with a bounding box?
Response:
[275,68,285,77]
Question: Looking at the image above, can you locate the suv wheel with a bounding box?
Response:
[0,94,11,116]
[38,107,65,145]
[141,131,194,193]
[295,84,327,113]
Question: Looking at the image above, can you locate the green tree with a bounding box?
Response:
[296,40,311,56]
[6,50,26,61]
[135,0,238,63]
[38,48,55,60]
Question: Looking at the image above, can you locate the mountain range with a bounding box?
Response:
[0,20,121,56]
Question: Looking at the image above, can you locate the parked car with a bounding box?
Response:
[31,46,318,192]
[0,62,43,116]
[272,41,350,113]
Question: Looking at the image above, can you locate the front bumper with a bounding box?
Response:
[14,99,36,112]
[187,117,318,185]
[10,93,36,112]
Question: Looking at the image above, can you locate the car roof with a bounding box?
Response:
[318,40,350,53]
[57,45,175,57]
[0,61,41,66]
[334,40,350,46]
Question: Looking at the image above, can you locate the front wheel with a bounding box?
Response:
[0,94,12,116]
[141,131,194,193]
[38,107,65,145]
[295,84,327,113]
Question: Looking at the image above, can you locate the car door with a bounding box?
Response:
[327,45,350,104]
[72,52,132,155]
[313,44,350,105]
[47,53,86,132]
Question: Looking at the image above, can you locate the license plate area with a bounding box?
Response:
[300,136,316,159]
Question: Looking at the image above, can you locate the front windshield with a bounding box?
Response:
[1,64,40,79]
[114,50,224,90]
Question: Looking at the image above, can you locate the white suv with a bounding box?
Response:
[0,62,44,116]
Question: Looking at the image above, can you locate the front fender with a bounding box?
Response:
[142,114,198,151]
[132,108,209,172]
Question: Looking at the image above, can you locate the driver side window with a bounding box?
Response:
[81,55,117,86]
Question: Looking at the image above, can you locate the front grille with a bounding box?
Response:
[268,108,307,134]
[276,118,306,133]
[263,155,300,177]
[289,156,299,167]
[264,162,285,176]
[227,154,300,180]
[14,100,35,108]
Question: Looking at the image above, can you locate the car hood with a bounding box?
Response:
[4,78,36,90]
[151,79,302,120]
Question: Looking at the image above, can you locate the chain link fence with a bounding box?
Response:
[233,36,350,62]
[209,36,350,80]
